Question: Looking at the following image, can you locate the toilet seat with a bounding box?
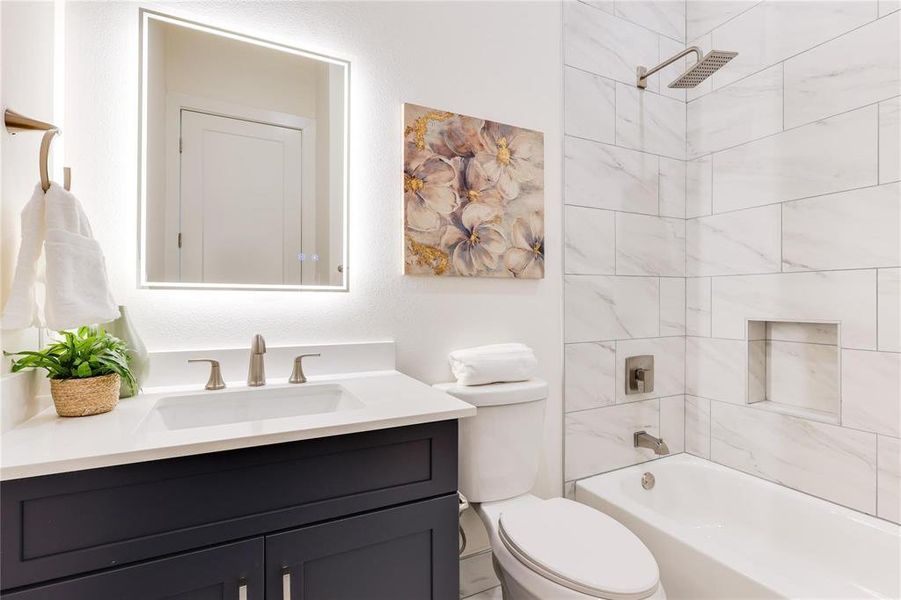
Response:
[498,498,660,600]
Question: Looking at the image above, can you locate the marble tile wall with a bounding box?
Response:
[685,0,900,523]
[563,0,688,492]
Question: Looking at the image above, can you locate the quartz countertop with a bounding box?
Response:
[0,370,475,481]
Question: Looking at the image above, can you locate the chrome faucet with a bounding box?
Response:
[247,334,266,387]
[634,431,670,456]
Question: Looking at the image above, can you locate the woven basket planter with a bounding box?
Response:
[50,373,120,417]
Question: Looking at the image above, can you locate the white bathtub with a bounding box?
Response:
[576,454,900,600]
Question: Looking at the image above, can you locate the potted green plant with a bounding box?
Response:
[5,326,138,417]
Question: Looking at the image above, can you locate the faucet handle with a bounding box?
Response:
[289,353,321,384]
[188,359,226,390]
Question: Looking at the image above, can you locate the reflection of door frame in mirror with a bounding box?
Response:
[138,9,350,291]
[163,93,316,285]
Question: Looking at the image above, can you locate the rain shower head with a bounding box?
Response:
[636,47,738,89]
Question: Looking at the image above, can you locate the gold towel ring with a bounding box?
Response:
[5,109,71,193]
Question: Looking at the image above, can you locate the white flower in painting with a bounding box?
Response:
[457,158,504,210]
[404,155,459,232]
[475,123,540,200]
[504,213,544,278]
[441,203,507,276]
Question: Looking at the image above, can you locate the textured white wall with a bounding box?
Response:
[59,1,564,501]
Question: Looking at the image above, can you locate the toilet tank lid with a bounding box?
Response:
[433,378,547,407]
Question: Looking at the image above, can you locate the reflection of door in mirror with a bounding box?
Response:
[178,110,307,285]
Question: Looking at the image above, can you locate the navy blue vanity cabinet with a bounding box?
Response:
[0,420,459,599]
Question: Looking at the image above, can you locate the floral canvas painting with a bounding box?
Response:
[403,103,544,278]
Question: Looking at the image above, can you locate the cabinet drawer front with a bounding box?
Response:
[1,538,264,600]
[1,421,457,590]
[267,494,459,600]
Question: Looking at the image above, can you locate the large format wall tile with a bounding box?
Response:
[784,13,900,128]
[565,341,616,412]
[686,0,758,42]
[709,1,877,91]
[686,155,712,217]
[658,158,685,218]
[711,271,878,349]
[615,0,685,41]
[660,277,686,336]
[616,213,686,276]
[565,205,616,274]
[880,0,901,16]
[660,396,685,454]
[880,98,900,184]
[686,204,780,276]
[710,402,878,514]
[842,350,901,438]
[656,37,689,103]
[565,66,616,143]
[687,64,782,157]
[564,275,659,342]
[564,2,659,86]
[712,106,878,213]
[615,337,685,403]
[686,337,746,404]
[878,269,901,352]
[782,183,901,271]
[616,84,686,159]
[766,340,839,414]
[685,395,711,458]
[565,399,660,479]
[686,277,711,336]
[878,435,900,523]
[565,137,659,214]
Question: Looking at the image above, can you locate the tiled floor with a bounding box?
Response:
[463,586,502,600]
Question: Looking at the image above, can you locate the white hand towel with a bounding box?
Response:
[2,183,119,331]
[448,343,537,386]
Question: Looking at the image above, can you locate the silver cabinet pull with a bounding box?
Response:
[282,567,292,600]
[238,578,248,600]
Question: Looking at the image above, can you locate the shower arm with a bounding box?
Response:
[636,46,702,89]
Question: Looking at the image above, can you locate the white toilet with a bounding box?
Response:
[436,379,666,600]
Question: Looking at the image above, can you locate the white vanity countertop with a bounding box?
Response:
[0,370,475,481]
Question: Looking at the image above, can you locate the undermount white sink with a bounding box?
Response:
[147,384,365,431]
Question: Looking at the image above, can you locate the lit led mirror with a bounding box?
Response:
[139,11,348,290]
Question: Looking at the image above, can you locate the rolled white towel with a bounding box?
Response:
[448,343,537,386]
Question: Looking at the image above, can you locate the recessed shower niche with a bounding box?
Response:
[747,320,840,424]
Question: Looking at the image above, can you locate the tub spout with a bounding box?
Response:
[634,431,670,455]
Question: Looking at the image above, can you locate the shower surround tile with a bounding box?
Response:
[615,84,686,159]
[842,350,901,438]
[763,340,839,415]
[564,1,659,86]
[686,277,711,337]
[711,270,878,349]
[658,158,686,218]
[685,395,711,458]
[685,155,712,218]
[656,37,689,102]
[878,269,901,352]
[564,205,616,274]
[782,183,901,271]
[565,342,616,412]
[709,0,877,91]
[710,401,878,514]
[686,204,781,276]
[660,396,685,454]
[686,0,758,41]
[615,213,685,276]
[878,435,900,523]
[564,275,659,342]
[564,399,660,479]
[564,137,659,214]
[615,337,685,404]
[880,0,901,16]
[565,66,616,143]
[615,0,685,42]
[880,98,900,184]
[686,337,746,404]
[659,277,686,336]
[712,106,878,213]
[686,64,783,158]
[784,12,900,128]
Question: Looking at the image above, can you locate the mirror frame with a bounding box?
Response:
[137,9,350,291]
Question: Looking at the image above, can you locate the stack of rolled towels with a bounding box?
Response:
[448,343,537,386]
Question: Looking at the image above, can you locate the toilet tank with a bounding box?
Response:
[435,379,547,503]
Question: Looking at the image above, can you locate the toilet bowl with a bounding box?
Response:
[436,380,665,600]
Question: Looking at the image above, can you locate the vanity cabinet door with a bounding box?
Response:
[1,538,263,600]
[266,494,458,600]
